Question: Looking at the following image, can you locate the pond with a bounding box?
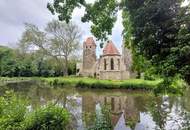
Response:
[1,81,190,130]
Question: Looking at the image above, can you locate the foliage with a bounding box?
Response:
[0,91,27,129]
[42,77,165,91]
[132,54,153,79]
[0,46,77,77]
[154,75,186,94]
[0,91,71,130]
[23,104,70,130]
[20,20,81,76]
[0,46,37,77]
[0,76,186,94]
[124,0,190,84]
[41,76,188,94]
[47,0,86,23]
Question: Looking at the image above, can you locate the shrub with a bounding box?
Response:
[153,76,186,95]
[0,91,27,130]
[23,104,71,130]
[0,91,71,130]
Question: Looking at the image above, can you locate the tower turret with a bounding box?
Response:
[82,37,97,76]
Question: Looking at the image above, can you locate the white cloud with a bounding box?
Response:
[0,0,123,55]
[0,0,55,45]
[71,7,93,42]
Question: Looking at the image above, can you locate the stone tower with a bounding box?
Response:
[82,37,96,76]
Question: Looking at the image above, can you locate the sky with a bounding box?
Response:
[0,0,189,51]
[0,0,123,54]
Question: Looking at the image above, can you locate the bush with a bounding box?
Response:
[24,104,71,130]
[0,91,27,130]
[153,76,186,95]
[0,91,71,130]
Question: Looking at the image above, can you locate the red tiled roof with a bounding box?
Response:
[84,37,96,46]
[103,41,120,56]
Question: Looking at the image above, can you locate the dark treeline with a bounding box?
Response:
[0,46,77,77]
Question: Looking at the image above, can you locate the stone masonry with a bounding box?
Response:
[77,37,133,80]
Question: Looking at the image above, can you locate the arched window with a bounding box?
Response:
[118,59,120,70]
[104,59,107,70]
[111,58,114,70]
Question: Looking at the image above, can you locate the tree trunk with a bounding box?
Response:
[63,56,68,76]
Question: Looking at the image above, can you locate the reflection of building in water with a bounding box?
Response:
[82,95,96,127]
[124,96,140,129]
[81,94,140,129]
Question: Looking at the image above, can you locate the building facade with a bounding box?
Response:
[77,37,133,80]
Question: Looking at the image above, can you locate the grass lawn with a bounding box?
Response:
[40,77,163,90]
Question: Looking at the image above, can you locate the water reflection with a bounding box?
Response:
[2,82,190,130]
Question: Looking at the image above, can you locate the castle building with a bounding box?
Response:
[77,37,133,80]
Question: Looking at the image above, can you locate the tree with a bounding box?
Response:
[20,20,82,76]
[47,0,190,84]
[0,46,16,77]
[0,46,37,77]
[124,0,190,84]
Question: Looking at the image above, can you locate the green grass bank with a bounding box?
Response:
[0,77,187,94]
[0,76,161,90]
[40,77,161,90]
[40,77,187,94]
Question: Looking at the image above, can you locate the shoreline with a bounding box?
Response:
[0,77,186,94]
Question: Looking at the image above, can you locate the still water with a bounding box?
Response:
[2,81,190,130]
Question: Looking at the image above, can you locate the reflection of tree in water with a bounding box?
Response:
[145,93,190,130]
[176,89,190,129]
[149,97,167,130]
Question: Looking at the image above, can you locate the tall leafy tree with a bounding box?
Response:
[124,0,190,84]
[20,20,81,76]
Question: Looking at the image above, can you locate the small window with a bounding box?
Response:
[111,58,114,70]
[86,46,88,49]
[90,46,91,48]
[104,59,107,70]
[118,59,120,70]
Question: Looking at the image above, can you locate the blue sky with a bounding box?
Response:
[0,0,123,55]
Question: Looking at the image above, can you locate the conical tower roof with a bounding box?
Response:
[103,41,120,56]
[84,37,96,46]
